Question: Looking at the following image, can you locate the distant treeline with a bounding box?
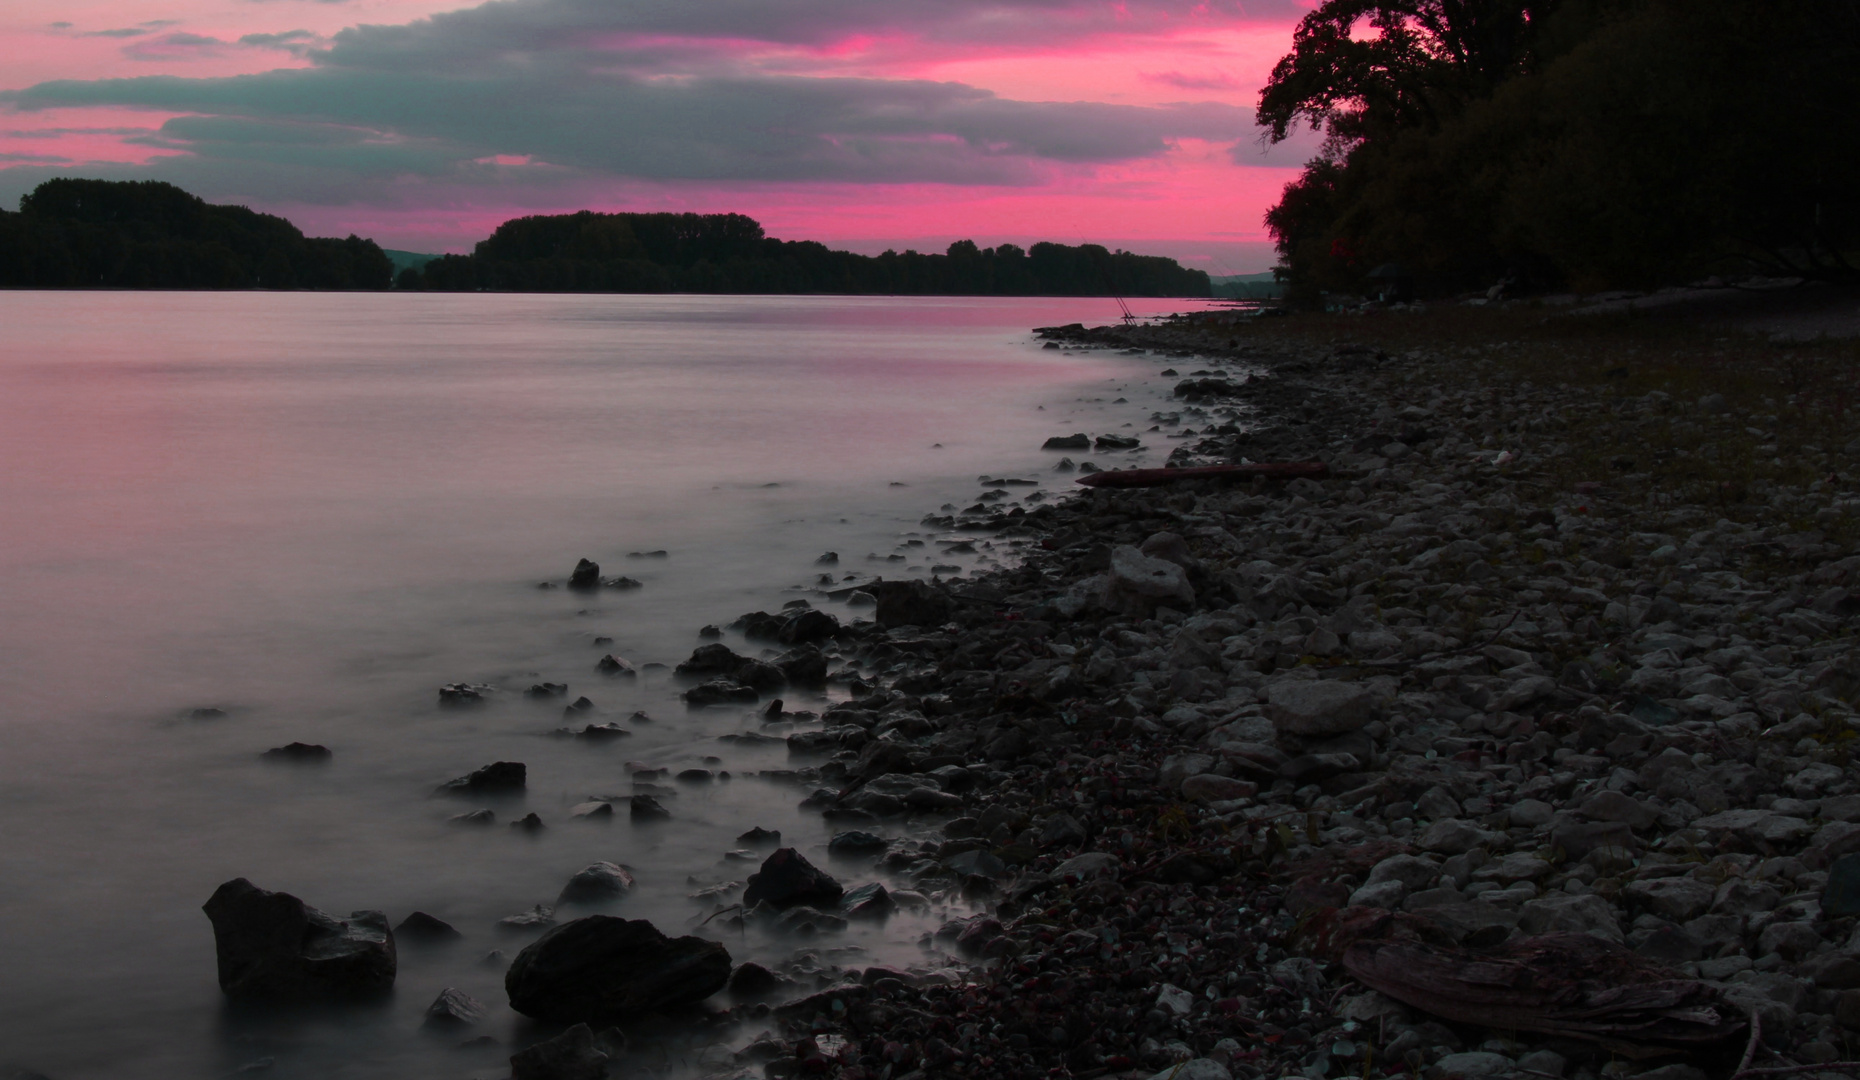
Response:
[402,211,1210,297]
[0,180,1208,296]
[1258,0,1860,297]
[0,180,393,290]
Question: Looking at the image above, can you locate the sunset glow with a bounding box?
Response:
[0,0,1319,268]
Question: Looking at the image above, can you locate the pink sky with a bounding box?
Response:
[0,0,1318,270]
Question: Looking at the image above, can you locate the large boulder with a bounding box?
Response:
[201,878,395,1000]
[506,917,731,1023]
[674,642,747,677]
[557,862,637,906]
[779,609,840,645]
[868,580,953,630]
[1106,545,1195,615]
[742,847,843,909]
[1265,680,1379,736]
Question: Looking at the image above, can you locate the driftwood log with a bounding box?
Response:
[1308,909,1743,1059]
[1074,462,1329,488]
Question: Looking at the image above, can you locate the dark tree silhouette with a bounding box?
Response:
[0,179,392,290]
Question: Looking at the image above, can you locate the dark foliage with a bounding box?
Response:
[1258,0,1860,297]
[406,211,1208,297]
[0,179,393,290]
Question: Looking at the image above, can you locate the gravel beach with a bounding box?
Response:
[621,304,1860,1080]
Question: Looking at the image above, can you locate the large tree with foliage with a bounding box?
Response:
[0,179,393,290]
[1257,0,1860,297]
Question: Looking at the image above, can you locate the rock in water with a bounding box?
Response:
[742,847,843,909]
[201,878,395,1000]
[436,761,526,795]
[682,679,758,706]
[868,580,952,630]
[1042,433,1091,450]
[510,1022,610,1080]
[424,987,488,1028]
[568,558,600,590]
[261,742,331,763]
[505,916,732,1023]
[557,862,636,906]
[395,911,464,943]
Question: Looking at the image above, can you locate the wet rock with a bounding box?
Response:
[1043,434,1091,450]
[1418,818,1500,855]
[683,679,759,706]
[436,761,525,795]
[728,961,783,999]
[395,911,463,943]
[1106,545,1195,615]
[780,609,840,645]
[1147,1058,1231,1080]
[261,742,331,763]
[510,812,546,832]
[498,906,557,933]
[569,559,601,590]
[1550,819,1637,859]
[629,795,671,821]
[1038,813,1088,850]
[1264,680,1378,736]
[1517,894,1622,942]
[1623,877,1715,921]
[450,809,496,826]
[505,916,732,1023]
[510,1022,610,1080]
[201,878,395,1000]
[1055,852,1121,883]
[869,580,953,629]
[743,848,843,909]
[557,862,636,906]
[841,882,897,919]
[1181,774,1257,803]
[828,831,888,857]
[596,654,635,676]
[738,826,781,847]
[424,987,487,1029]
[1432,1051,1513,1079]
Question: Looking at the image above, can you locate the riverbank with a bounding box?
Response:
[673,305,1860,1080]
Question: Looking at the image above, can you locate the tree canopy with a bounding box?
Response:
[1257,0,1860,297]
[0,179,393,290]
[405,213,1209,297]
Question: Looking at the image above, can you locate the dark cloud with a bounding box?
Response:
[239,30,319,46]
[82,28,153,38]
[1142,70,1242,91]
[120,32,229,61]
[4,0,1300,205]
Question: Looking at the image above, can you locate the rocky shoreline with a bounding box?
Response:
[196,306,1860,1080]
[652,310,1860,1080]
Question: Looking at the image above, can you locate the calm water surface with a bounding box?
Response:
[0,292,1223,1079]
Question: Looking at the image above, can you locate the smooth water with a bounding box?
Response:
[0,292,1212,1079]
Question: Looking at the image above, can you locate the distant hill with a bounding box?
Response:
[0,179,392,290]
[403,211,1210,297]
